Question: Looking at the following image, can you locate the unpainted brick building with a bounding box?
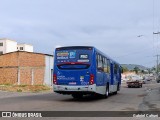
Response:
[0,51,53,86]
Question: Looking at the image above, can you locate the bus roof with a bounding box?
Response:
[56,46,121,66]
[56,46,94,50]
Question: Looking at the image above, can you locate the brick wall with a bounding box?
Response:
[19,52,45,67]
[0,51,46,85]
[19,68,44,85]
[0,52,18,67]
[20,68,32,85]
[33,68,44,85]
[0,68,17,84]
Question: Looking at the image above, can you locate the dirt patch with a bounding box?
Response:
[0,85,51,92]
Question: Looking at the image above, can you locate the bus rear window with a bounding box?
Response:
[57,64,90,70]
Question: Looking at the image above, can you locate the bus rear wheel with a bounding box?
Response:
[114,83,119,95]
[104,85,109,98]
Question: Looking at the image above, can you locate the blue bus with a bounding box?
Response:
[53,46,122,98]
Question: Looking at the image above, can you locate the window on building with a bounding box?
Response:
[20,47,23,50]
[0,51,3,55]
[0,43,3,46]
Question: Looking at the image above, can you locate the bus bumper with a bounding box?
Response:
[53,84,96,94]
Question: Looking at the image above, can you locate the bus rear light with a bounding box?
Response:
[89,74,94,85]
[53,74,57,85]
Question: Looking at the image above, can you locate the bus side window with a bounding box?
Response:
[114,64,118,74]
[96,53,98,68]
[97,54,103,71]
[107,59,110,73]
[104,58,108,73]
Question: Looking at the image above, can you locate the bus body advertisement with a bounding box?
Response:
[53,46,122,98]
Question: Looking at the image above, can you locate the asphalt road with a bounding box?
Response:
[0,82,160,120]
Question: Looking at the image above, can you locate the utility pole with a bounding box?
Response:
[153,32,160,34]
[153,32,160,77]
[154,55,160,75]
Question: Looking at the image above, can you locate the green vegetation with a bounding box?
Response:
[17,89,22,92]
[133,67,140,74]
[0,85,51,92]
[122,66,129,72]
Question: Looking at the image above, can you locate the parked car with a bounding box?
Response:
[156,75,160,83]
[145,77,152,81]
[127,80,142,88]
[141,79,146,84]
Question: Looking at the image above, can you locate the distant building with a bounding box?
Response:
[17,44,33,52]
[0,38,33,55]
[0,38,17,55]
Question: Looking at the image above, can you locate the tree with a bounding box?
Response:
[122,66,129,73]
[134,67,140,74]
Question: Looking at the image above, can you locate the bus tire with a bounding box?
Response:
[104,85,109,98]
[114,83,119,94]
[72,94,83,99]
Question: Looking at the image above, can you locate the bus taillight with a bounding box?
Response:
[89,74,94,85]
[53,74,57,85]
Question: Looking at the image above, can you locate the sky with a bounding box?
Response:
[0,0,160,68]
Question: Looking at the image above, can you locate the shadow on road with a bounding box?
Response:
[0,91,121,104]
[60,93,122,102]
[61,95,103,102]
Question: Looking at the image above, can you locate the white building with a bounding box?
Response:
[0,38,17,55]
[0,38,33,55]
[17,44,33,52]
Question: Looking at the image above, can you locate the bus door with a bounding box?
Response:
[114,64,119,85]
[110,63,114,85]
[103,58,110,85]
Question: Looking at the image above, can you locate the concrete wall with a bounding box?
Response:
[0,39,17,54]
[17,44,33,52]
[0,40,5,54]
[44,55,54,86]
[6,40,17,53]
[24,44,33,52]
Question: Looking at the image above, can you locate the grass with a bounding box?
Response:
[0,83,12,86]
[0,84,51,93]
[17,89,22,92]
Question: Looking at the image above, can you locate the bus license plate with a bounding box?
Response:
[69,82,76,85]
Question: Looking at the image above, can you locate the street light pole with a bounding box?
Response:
[153,32,160,34]
[153,32,160,79]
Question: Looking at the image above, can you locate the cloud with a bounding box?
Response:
[0,0,159,67]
